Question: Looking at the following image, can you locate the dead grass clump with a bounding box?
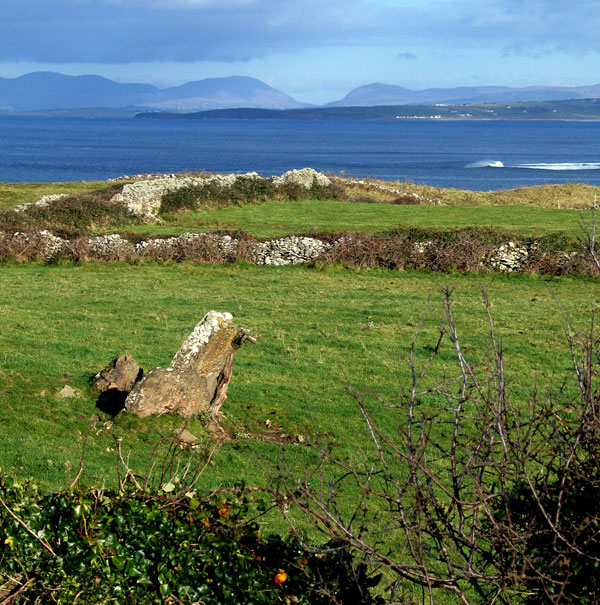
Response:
[426,238,490,272]
[390,195,423,205]
[177,236,228,264]
[65,236,91,263]
[324,229,497,272]
[0,231,59,263]
[524,248,597,276]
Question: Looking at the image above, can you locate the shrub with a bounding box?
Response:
[160,177,281,215]
[159,176,345,216]
[0,186,133,237]
[0,432,381,604]
[0,476,381,604]
[274,289,600,603]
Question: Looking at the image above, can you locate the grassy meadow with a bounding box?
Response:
[2,177,600,601]
[0,180,116,210]
[1,177,599,493]
[1,262,597,492]
[125,198,587,239]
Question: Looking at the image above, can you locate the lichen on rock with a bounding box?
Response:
[124,311,255,420]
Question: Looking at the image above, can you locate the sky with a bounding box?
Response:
[1,0,600,105]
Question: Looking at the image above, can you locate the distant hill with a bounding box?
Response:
[0,72,305,111]
[327,83,600,106]
[140,76,305,110]
[0,72,157,111]
[136,99,600,121]
[4,72,600,112]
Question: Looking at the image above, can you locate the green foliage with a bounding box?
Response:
[159,177,281,215]
[144,198,587,241]
[0,476,381,604]
[159,177,344,216]
[0,186,133,236]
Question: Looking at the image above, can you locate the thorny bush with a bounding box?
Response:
[273,289,600,604]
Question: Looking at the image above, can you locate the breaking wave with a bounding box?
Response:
[466,160,504,168]
[466,161,600,171]
[512,162,600,171]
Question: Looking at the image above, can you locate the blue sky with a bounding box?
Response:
[1,0,600,104]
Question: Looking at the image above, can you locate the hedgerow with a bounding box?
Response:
[0,185,132,237]
[159,177,344,215]
[0,477,381,604]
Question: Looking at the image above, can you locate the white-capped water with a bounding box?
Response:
[512,162,600,171]
[3,116,600,189]
[468,160,600,171]
[466,160,504,168]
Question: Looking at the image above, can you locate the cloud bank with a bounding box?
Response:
[1,0,599,64]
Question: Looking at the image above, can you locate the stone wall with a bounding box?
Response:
[1,228,581,273]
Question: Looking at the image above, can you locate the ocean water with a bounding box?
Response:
[1,115,600,190]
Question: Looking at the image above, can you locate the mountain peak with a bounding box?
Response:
[327,82,600,106]
[0,72,305,111]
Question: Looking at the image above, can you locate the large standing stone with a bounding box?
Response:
[124,311,254,418]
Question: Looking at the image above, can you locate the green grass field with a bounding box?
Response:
[121,198,588,239]
[1,261,596,493]
[2,179,600,601]
[1,179,598,491]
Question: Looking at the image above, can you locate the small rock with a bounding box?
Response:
[94,354,141,393]
[174,428,201,447]
[58,385,81,398]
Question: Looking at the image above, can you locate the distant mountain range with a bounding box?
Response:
[328,83,600,106]
[0,72,305,111]
[2,72,600,112]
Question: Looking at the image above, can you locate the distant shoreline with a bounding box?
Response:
[2,98,600,121]
[134,99,600,122]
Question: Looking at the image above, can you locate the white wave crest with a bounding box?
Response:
[513,162,600,171]
[466,160,504,168]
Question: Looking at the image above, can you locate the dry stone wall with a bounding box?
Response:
[9,168,331,221]
[0,228,569,273]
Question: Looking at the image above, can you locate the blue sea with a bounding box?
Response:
[1,115,600,190]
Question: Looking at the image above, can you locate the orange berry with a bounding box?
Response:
[218,507,230,517]
[274,570,288,585]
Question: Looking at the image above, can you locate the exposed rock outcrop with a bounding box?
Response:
[88,234,135,259]
[272,168,331,189]
[13,194,69,214]
[124,311,256,419]
[110,172,260,220]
